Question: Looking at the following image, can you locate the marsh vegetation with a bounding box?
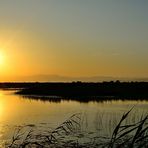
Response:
[5,109,148,148]
[1,82,148,100]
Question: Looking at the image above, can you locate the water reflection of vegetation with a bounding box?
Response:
[22,95,148,103]
[22,95,118,103]
[6,109,148,148]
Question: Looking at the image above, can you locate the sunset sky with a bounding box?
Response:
[0,0,148,81]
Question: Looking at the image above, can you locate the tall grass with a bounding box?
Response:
[7,113,82,148]
[6,110,148,148]
[108,108,148,148]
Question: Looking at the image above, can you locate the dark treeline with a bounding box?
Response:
[0,82,38,89]
[1,81,148,99]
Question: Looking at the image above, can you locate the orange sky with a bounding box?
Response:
[0,1,148,81]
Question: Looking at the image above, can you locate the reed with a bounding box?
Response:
[7,110,148,148]
[7,113,82,148]
[108,108,148,148]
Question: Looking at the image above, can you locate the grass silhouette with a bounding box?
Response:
[6,109,148,148]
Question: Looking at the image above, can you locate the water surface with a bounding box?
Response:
[0,90,148,146]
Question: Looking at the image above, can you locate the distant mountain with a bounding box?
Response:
[1,74,148,82]
[24,75,116,82]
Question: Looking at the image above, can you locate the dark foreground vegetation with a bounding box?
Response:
[1,82,148,101]
[6,109,148,148]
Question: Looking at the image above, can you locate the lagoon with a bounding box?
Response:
[0,90,148,147]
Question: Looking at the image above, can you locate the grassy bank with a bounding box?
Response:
[12,82,148,101]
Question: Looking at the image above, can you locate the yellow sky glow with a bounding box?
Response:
[0,50,5,65]
[0,1,148,82]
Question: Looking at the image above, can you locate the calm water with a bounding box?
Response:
[0,90,148,146]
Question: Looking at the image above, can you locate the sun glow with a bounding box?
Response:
[0,92,4,118]
[0,50,5,65]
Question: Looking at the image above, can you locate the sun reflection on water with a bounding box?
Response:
[0,92,4,118]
